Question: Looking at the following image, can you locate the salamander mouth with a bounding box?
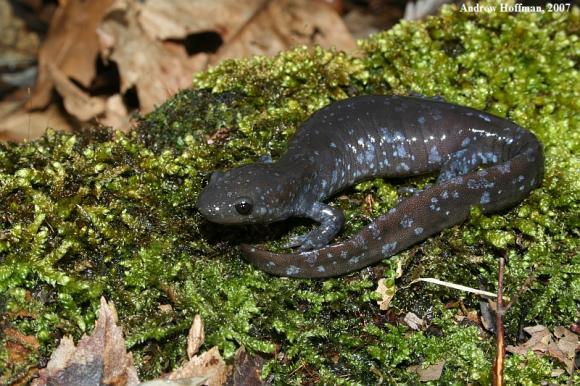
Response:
[195,192,221,220]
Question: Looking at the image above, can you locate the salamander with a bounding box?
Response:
[196,95,544,278]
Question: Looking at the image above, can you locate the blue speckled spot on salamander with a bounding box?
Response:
[197,95,544,278]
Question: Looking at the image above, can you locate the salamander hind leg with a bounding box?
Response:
[289,202,345,251]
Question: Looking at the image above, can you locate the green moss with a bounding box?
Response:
[1,2,578,384]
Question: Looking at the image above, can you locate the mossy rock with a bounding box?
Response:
[1,3,578,384]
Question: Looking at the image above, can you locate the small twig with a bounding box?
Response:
[492,256,506,386]
[406,277,510,301]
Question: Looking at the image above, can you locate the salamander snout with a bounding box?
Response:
[196,188,255,224]
[196,164,289,224]
[196,186,237,223]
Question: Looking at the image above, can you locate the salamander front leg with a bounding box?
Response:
[285,202,345,251]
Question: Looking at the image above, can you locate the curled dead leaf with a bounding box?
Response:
[49,64,107,121]
[29,0,116,109]
[32,297,140,386]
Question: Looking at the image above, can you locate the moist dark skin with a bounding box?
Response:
[197,95,544,278]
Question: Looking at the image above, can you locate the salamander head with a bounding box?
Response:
[197,164,294,224]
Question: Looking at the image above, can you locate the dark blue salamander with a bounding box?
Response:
[197,95,544,278]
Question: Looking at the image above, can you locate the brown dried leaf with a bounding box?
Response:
[28,0,116,109]
[44,336,77,375]
[98,0,209,113]
[49,64,106,121]
[11,0,355,139]
[403,312,424,331]
[553,326,578,341]
[138,316,235,385]
[408,361,445,382]
[32,297,139,386]
[225,346,270,386]
[211,0,356,64]
[551,328,578,375]
[98,0,355,115]
[136,0,267,41]
[506,325,579,375]
[514,325,552,354]
[167,347,231,386]
[0,101,72,142]
[523,325,551,335]
[187,314,205,359]
[376,278,396,311]
[99,94,132,131]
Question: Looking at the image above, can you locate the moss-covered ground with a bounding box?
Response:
[1,2,578,384]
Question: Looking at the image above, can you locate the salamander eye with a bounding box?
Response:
[234,198,253,215]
